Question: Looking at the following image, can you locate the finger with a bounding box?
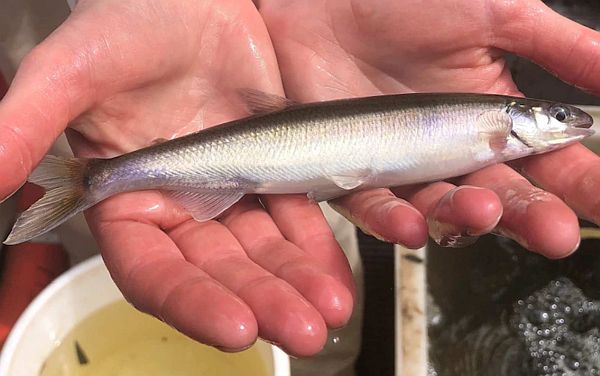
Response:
[394,183,503,247]
[513,143,600,224]
[260,194,356,288]
[169,206,327,357]
[86,192,258,351]
[459,164,580,259]
[325,188,428,249]
[492,0,600,93]
[222,196,353,330]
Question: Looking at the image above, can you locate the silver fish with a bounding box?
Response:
[4,90,594,245]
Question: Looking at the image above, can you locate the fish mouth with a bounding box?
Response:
[544,127,595,147]
[565,127,595,139]
[572,112,594,129]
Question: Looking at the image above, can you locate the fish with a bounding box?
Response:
[3,90,595,245]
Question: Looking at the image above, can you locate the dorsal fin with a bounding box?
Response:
[238,88,297,115]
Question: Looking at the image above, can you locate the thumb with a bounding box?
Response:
[492,0,600,94]
[0,1,194,200]
[0,47,74,200]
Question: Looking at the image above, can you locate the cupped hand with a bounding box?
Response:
[0,0,355,356]
[258,0,600,258]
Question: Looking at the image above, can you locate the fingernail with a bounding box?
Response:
[256,338,295,357]
[258,337,282,348]
[427,213,480,248]
[435,232,479,248]
[445,185,487,204]
[215,343,253,353]
[355,223,388,243]
[569,237,581,256]
[451,185,487,192]
[465,211,502,237]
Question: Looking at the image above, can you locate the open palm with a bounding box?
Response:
[259,0,600,258]
[0,0,354,356]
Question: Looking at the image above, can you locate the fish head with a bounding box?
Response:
[505,98,594,153]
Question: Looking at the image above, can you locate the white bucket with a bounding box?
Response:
[0,255,290,376]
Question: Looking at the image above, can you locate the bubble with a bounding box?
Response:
[508,278,600,374]
[565,358,581,370]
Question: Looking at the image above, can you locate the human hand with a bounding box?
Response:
[0,0,354,356]
[258,0,600,258]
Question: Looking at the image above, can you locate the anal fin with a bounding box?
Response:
[328,168,373,190]
[308,168,374,202]
[165,190,245,221]
[308,189,347,202]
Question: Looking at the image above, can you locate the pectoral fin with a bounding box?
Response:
[238,88,298,115]
[477,111,513,152]
[165,190,245,221]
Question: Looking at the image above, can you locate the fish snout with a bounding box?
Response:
[572,110,594,129]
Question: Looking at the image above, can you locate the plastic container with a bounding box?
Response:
[0,255,290,376]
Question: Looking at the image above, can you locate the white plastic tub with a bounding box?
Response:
[0,255,290,376]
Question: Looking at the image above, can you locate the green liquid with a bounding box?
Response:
[39,300,271,376]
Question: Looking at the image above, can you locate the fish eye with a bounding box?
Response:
[550,106,570,122]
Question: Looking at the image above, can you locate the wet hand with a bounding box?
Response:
[258,0,600,258]
[0,0,354,356]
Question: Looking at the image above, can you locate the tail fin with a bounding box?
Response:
[4,155,92,245]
